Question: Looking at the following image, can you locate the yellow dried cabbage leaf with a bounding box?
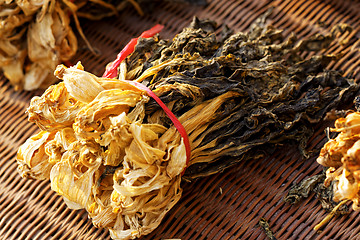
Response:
[50,140,102,209]
[17,130,56,179]
[54,63,105,103]
[27,81,84,131]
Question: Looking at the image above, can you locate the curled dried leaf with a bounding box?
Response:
[17,130,57,179]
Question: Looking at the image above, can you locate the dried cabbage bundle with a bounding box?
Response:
[0,0,144,90]
[0,0,77,90]
[317,109,360,211]
[17,17,359,239]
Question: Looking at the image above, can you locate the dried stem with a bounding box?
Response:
[314,199,349,231]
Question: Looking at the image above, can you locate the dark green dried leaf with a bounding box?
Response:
[121,16,358,179]
[284,171,350,214]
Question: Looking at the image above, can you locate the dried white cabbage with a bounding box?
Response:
[17,62,187,240]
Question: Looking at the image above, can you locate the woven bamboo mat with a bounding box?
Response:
[1,0,360,239]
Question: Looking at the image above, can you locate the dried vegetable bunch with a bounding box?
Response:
[17,16,358,240]
[317,102,360,211]
[0,0,144,90]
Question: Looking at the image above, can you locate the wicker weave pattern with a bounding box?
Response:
[0,0,360,239]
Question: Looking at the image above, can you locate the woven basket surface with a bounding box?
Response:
[1,0,360,239]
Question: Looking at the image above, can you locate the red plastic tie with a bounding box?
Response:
[102,24,164,79]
